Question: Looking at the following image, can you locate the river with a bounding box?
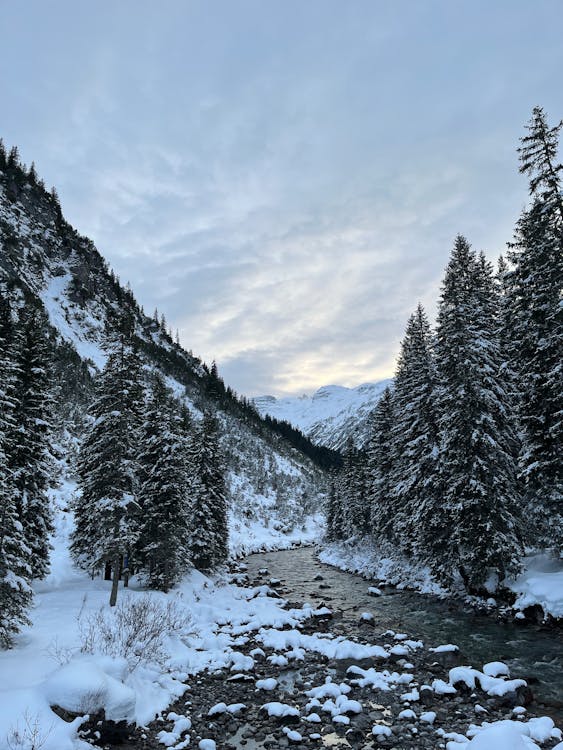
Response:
[244,546,563,716]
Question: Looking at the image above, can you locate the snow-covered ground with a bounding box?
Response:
[320,539,563,621]
[0,478,322,750]
[252,381,391,450]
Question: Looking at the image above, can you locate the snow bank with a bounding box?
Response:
[319,539,445,595]
[509,554,563,620]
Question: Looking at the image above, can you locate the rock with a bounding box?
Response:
[419,687,434,706]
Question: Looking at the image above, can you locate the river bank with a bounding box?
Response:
[105,547,561,750]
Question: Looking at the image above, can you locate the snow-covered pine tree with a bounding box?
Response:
[389,304,440,556]
[71,335,144,605]
[367,386,395,538]
[9,309,55,580]
[136,374,190,591]
[337,438,369,537]
[325,474,346,541]
[430,236,522,591]
[188,413,228,571]
[507,107,563,548]
[0,293,32,647]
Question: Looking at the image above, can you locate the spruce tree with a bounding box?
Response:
[507,107,563,548]
[325,475,346,541]
[0,294,32,647]
[389,304,440,555]
[10,310,55,580]
[189,413,228,571]
[71,336,144,605]
[367,387,395,538]
[136,375,190,591]
[430,236,522,590]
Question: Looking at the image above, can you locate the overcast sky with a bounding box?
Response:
[2,1,562,396]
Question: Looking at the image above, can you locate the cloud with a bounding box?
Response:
[1,1,562,395]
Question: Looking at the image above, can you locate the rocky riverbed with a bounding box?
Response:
[92,550,562,750]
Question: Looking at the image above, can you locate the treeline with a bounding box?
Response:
[0,295,55,647]
[328,107,562,593]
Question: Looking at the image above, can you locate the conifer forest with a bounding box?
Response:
[0,13,562,746]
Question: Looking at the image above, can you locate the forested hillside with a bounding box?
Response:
[0,142,330,645]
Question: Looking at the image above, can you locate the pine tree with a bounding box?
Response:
[71,336,144,605]
[325,474,346,541]
[189,413,228,571]
[507,107,563,548]
[367,387,395,538]
[9,309,55,580]
[430,236,522,590]
[389,304,440,555]
[0,294,32,647]
[136,375,190,590]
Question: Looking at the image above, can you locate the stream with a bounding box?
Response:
[244,546,563,715]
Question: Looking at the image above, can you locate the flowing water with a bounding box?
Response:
[244,546,563,716]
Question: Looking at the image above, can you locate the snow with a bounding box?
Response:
[0,487,319,750]
[252,380,391,450]
[261,702,300,718]
[509,554,563,620]
[420,711,436,724]
[199,740,216,750]
[445,716,562,750]
[319,539,445,595]
[483,661,510,678]
[430,644,460,653]
[372,724,392,736]
[255,678,278,691]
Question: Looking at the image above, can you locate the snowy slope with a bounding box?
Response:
[253,381,392,450]
[0,166,325,550]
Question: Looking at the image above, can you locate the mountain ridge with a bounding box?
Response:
[253,379,392,450]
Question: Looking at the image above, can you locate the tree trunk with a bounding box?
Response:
[109,557,121,607]
[123,553,130,588]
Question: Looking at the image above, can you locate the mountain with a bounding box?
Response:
[253,380,392,451]
[0,147,326,554]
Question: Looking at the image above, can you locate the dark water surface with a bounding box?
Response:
[244,546,563,716]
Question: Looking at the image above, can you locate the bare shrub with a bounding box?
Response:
[78,594,191,671]
[7,711,53,750]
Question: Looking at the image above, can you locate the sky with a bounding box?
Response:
[1,1,562,396]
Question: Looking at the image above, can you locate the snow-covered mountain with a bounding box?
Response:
[253,380,392,451]
[0,156,325,551]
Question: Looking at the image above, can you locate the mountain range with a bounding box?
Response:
[253,380,391,451]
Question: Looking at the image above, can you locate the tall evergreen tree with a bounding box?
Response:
[507,107,563,547]
[430,236,522,590]
[189,413,228,571]
[136,375,190,591]
[325,474,346,541]
[10,310,55,580]
[0,295,32,647]
[71,336,144,605]
[367,387,395,538]
[389,304,440,555]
